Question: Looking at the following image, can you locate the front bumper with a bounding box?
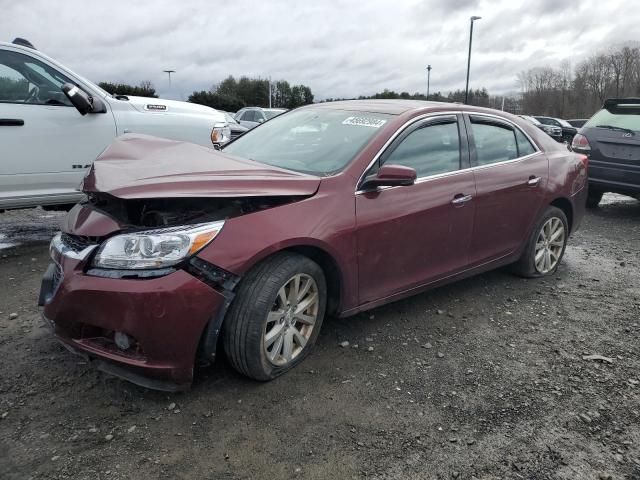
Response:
[40,251,226,390]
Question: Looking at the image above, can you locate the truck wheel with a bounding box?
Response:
[512,206,568,278]
[586,189,603,209]
[223,252,326,381]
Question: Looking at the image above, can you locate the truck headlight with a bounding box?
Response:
[211,122,231,145]
[92,221,224,270]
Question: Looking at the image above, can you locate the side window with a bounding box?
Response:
[514,129,536,156]
[383,121,461,178]
[0,50,72,106]
[470,122,518,166]
[0,55,30,102]
[243,110,257,122]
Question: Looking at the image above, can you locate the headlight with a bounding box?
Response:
[92,221,224,270]
[211,122,231,145]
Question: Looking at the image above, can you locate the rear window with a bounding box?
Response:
[585,108,640,132]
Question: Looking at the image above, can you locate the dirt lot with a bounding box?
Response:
[0,196,639,480]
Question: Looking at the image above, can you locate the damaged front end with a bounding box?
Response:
[40,134,321,390]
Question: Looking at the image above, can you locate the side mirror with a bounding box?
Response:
[361,164,417,190]
[62,83,94,115]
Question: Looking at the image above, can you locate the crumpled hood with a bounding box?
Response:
[125,96,225,120]
[81,134,321,199]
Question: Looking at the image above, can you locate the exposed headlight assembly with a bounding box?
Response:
[92,221,224,270]
[211,122,231,145]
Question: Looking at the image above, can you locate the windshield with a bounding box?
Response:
[585,108,640,132]
[536,117,557,126]
[264,109,286,119]
[223,108,391,175]
[556,118,572,128]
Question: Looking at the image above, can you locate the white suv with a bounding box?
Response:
[0,39,230,210]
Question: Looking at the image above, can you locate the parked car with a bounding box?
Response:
[571,98,640,207]
[519,115,562,141]
[534,116,578,143]
[0,38,230,211]
[567,119,588,128]
[222,111,249,141]
[235,107,287,129]
[40,100,588,390]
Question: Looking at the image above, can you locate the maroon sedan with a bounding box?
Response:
[39,100,588,390]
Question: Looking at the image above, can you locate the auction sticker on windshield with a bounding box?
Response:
[342,116,387,128]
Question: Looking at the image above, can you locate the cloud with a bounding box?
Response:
[1,0,635,101]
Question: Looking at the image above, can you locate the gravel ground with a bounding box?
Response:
[0,196,639,480]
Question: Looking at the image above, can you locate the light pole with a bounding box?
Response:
[163,69,175,89]
[464,16,481,104]
[426,65,432,100]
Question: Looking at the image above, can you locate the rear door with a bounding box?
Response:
[464,114,548,266]
[356,114,476,304]
[0,47,116,208]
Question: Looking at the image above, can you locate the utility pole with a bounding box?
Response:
[426,65,432,100]
[464,16,481,104]
[268,77,272,108]
[163,70,175,89]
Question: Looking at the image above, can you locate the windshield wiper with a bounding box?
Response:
[595,124,635,135]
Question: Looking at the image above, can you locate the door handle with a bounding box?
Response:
[0,119,24,126]
[451,194,473,205]
[527,176,541,187]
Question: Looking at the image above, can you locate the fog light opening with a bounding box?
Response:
[114,331,132,351]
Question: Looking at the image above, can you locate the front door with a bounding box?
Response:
[356,114,476,304]
[0,48,115,207]
[464,114,549,266]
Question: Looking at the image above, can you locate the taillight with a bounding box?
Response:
[571,133,591,152]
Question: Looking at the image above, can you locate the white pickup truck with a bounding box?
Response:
[0,38,230,210]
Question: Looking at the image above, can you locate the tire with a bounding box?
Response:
[223,252,327,381]
[586,188,603,209]
[512,206,569,278]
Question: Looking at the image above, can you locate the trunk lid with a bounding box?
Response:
[82,134,321,199]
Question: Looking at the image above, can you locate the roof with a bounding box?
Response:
[308,99,456,115]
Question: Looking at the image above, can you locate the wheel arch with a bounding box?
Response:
[550,197,573,233]
[280,245,343,316]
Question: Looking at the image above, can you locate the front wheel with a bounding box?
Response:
[512,206,568,278]
[223,253,327,381]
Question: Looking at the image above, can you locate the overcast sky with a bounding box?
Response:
[3,0,637,101]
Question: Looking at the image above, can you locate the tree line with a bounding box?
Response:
[518,44,640,118]
[188,75,314,112]
[98,81,158,98]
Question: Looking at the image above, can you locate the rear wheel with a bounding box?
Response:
[586,188,603,209]
[223,253,326,381]
[512,206,568,278]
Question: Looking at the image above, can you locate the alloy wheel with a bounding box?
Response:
[263,273,319,366]
[534,217,565,274]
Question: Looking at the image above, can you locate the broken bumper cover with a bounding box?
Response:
[41,255,226,391]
